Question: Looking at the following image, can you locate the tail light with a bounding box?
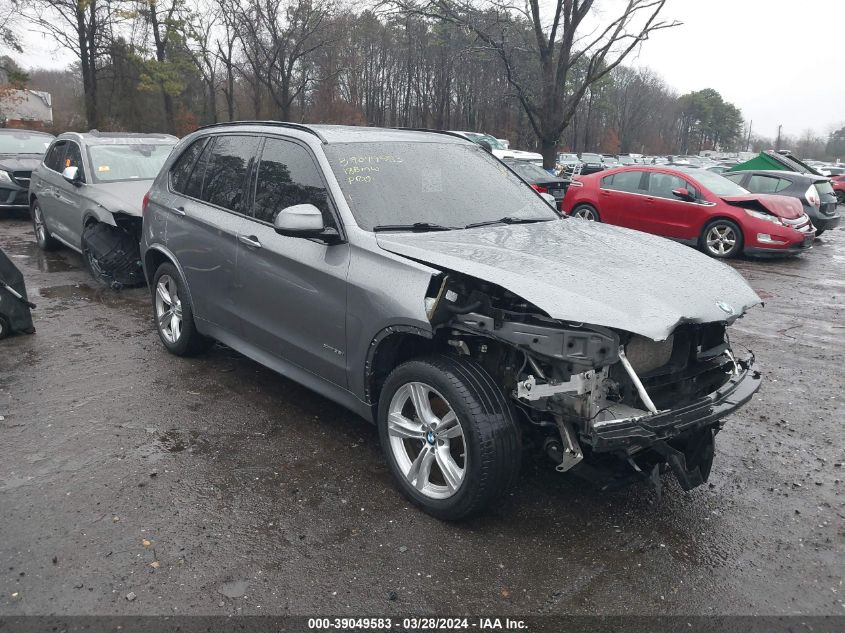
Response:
[142,191,150,215]
[531,184,549,194]
[804,185,820,207]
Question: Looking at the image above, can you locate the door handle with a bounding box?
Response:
[238,235,262,248]
[170,205,186,216]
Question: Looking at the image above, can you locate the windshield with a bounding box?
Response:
[618,156,634,165]
[0,132,53,155]
[558,153,578,161]
[580,153,602,162]
[324,142,559,231]
[87,143,174,182]
[815,180,834,196]
[682,168,749,196]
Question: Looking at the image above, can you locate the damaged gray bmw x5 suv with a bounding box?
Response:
[141,123,762,520]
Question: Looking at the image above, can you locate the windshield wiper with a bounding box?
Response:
[372,222,458,233]
[464,216,554,229]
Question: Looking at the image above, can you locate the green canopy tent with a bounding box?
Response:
[728,150,824,176]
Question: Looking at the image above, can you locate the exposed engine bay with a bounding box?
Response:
[424,272,761,492]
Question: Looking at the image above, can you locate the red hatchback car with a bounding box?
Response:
[562,166,815,258]
[831,174,845,205]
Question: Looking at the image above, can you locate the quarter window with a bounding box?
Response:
[170,138,208,196]
[252,138,331,224]
[201,135,261,213]
[602,170,645,193]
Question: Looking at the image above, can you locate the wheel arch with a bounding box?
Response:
[143,245,197,315]
[365,326,438,417]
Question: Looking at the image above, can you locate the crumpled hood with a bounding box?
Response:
[722,194,803,219]
[89,180,154,216]
[0,156,41,172]
[377,220,761,341]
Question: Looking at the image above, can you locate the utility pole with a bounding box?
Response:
[776,124,782,151]
[745,120,752,151]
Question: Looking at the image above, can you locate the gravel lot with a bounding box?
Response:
[0,214,842,616]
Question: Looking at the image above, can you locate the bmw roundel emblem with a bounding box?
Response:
[717,301,735,315]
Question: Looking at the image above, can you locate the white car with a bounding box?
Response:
[450,131,543,164]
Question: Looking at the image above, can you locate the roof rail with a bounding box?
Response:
[394,127,472,142]
[195,120,328,143]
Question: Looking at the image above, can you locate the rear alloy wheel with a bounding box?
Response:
[701,220,743,258]
[152,262,212,356]
[378,354,521,521]
[31,200,59,251]
[571,204,600,221]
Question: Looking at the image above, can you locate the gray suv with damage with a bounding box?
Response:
[30,131,177,286]
[141,123,762,520]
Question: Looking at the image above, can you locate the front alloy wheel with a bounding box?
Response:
[702,220,742,258]
[155,274,183,344]
[387,382,466,499]
[378,355,521,520]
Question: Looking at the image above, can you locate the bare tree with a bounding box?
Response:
[234,0,335,120]
[26,0,120,128]
[386,0,679,167]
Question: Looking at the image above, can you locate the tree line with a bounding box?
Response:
[6,0,760,166]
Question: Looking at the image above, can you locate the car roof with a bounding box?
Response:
[58,130,178,145]
[0,128,54,136]
[194,121,473,145]
[731,169,823,182]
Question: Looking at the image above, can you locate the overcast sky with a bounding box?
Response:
[15,0,845,140]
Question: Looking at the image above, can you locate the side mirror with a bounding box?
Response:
[62,165,82,186]
[273,203,341,243]
[672,187,694,201]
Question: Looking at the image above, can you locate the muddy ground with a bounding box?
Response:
[0,214,842,616]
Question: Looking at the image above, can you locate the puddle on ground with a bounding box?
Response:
[2,238,78,273]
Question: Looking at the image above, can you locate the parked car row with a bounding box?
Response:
[2,122,767,520]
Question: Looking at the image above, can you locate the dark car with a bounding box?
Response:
[722,170,841,235]
[562,165,814,258]
[139,122,761,519]
[503,158,570,209]
[0,129,54,212]
[578,152,604,174]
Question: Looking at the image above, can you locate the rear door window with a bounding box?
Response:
[747,174,790,193]
[646,172,686,199]
[602,170,646,193]
[201,135,261,213]
[252,137,331,225]
[722,172,745,185]
[44,141,67,172]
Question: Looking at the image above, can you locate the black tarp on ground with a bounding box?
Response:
[0,246,35,338]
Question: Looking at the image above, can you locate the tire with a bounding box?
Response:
[0,315,9,340]
[700,219,743,259]
[151,262,213,356]
[81,222,144,288]
[814,228,826,237]
[377,354,521,521]
[571,204,600,221]
[835,191,844,205]
[31,199,59,251]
